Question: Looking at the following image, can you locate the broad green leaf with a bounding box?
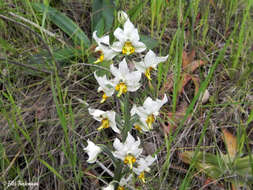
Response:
[180,151,225,179]
[140,35,159,49]
[92,0,114,35]
[27,47,82,64]
[32,3,90,48]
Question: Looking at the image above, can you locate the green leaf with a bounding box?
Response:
[140,35,159,49]
[0,37,15,53]
[180,151,225,179]
[39,159,65,181]
[32,3,90,48]
[92,0,114,35]
[27,47,82,64]
[99,144,117,166]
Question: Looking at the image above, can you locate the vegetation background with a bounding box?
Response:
[0,0,252,189]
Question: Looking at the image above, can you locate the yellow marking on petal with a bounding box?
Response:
[97,118,109,131]
[124,154,136,169]
[134,125,142,132]
[117,186,125,190]
[138,172,145,183]
[145,67,153,80]
[115,82,127,97]
[146,114,155,130]
[122,41,135,55]
[100,93,108,103]
[94,51,104,64]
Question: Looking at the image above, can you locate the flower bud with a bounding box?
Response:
[118,11,129,24]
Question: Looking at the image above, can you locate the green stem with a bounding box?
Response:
[122,93,131,142]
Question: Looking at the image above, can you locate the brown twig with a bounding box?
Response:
[0,58,52,75]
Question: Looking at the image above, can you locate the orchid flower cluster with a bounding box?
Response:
[84,11,168,190]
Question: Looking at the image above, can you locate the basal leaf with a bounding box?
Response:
[222,129,237,159]
[32,3,90,48]
[92,0,114,35]
[140,35,159,50]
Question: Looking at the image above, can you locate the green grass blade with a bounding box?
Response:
[39,159,65,181]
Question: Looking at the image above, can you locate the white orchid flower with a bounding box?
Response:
[93,31,118,63]
[118,174,133,189]
[130,95,168,132]
[113,132,143,169]
[112,19,146,55]
[133,155,157,183]
[102,183,114,190]
[135,50,169,80]
[84,140,102,163]
[118,10,129,24]
[94,72,115,103]
[110,58,142,97]
[88,108,120,133]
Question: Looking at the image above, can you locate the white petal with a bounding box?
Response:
[110,63,121,79]
[144,50,157,67]
[94,73,114,96]
[106,111,120,134]
[92,31,100,43]
[155,54,169,64]
[132,41,146,53]
[111,41,124,52]
[126,132,135,145]
[134,61,146,73]
[143,95,167,114]
[84,140,102,164]
[93,31,110,45]
[123,19,136,38]
[125,71,141,91]
[114,28,125,42]
[118,59,130,76]
[113,138,123,151]
[102,183,114,190]
[129,28,140,42]
[103,48,118,60]
[88,108,105,121]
